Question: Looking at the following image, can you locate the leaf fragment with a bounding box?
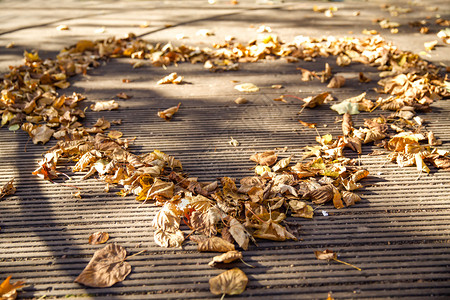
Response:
[90,100,119,112]
[250,151,277,166]
[209,268,248,296]
[74,243,131,288]
[195,236,236,252]
[327,75,346,88]
[157,72,184,84]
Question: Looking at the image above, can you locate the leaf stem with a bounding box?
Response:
[124,249,147,261]
[332,258,361,271]
[220,293,226,300]
[239,258,255,268]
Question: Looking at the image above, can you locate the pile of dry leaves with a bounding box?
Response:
[1,32,449,296]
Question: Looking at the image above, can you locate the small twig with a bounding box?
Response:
[185,229,196,240]
[369,101,382,113]
[24,136,31,153]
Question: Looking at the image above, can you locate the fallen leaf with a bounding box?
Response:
[108,130,123,139]
[74,243,131,288]
[234,97,248,104]
[330,101,360,115]
[272,155,293,172]
[228,217,249,250]
[250,151,277,166]
[195,236,235,252]
[0,276,25,300]
[303,184,334,204]
[298,120,316,128]
[209,268,248,296]
[88,232,110,245]
[154,228,184,248]
[0,178,16,200]
[327,75,346,88]
[31,125,55,144]
[301,92,330,109]
[253,220,297,241]
[90,100,119,111]
[315,249,336,260]
[358,72,371,83]
[229,137,240,147]
[424,40,438,51]
[56,24,69,31]
[208,250,243,267]
[289,200,314,218]
[157,103,181,121]
[234,83,259,93]
[341,191,361,207]
[157,72,184,84]
[342,113,353,136]
[116,92,131,99]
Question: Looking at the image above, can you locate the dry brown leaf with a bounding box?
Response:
[327,75,346,88]
[116,92,132,99]
[234,97,248,104]
[154,228,184,248]
[342,191,361,207]
[209,268,248,296]
[228,217,249,250]
[358,72,371,83]
[74,243,131,288]
[157,72,184,84]
[298,120,316,128]
[151,203,180,231]
[90,100,119,112]
[0,178,16,200]
[250,151,277,166]
[31,125,55,144]
[190,210,218,237]
[88,232,110,245]
[315,249,337,260]
[108,130,123,139]
[301,92,330,109]
[253,220,297,241]
[342,113,353,136]
[157,103,181,121]
[303,184,334,204]
[196,236,235,252]
[272,155,293,172]
[0,276,25,300]
[289,200,314,218]
[208,250,243,267]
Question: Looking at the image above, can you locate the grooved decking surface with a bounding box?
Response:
[1,1,450,299]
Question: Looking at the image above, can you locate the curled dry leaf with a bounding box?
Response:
[74,243,131,288]
[228,217,249,250]
[359,72,371,83]
[31,125,55,144]
[208,250,243,267]
[108,130,123,139]
[327,75,346,88]
[250,151,277,166]
[342,113,353,136]
[209,268,248,296]
[298,120,316,128]
[0,276,25,300]
[0,178,16,200]
[88,232,110,245]
[234,97,248,104]
[157,103,181,121]
[90,100,119,112]
[272,155,293,172]
[157,72,184,84]
[116,92,131,99]
[234,83,259,93]
[301,92,330,109]
[315,249,337,260]
[195,236,235,252]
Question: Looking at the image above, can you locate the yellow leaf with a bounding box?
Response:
[0,276,25,300]
[209,268,248,296]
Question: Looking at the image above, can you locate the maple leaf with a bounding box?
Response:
[74,243,131,288]
[209,268,248,296]
[0,276,25,300]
